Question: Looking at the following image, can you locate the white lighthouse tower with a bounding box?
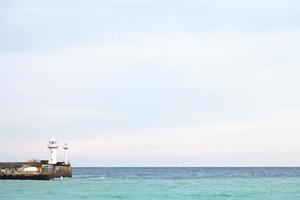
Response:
[47,137,58,164]
[63,142,69,164]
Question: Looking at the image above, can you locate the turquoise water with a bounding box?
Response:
[1,168,300,199]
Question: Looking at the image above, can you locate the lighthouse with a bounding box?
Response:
[47,137,58,164]
[63,142,69,164]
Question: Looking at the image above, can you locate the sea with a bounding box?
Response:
[1,167,300,199]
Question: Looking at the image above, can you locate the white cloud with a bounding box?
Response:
[4,111,300,166]
[1,30,300,91]
[1,30,300,165]
[68,111,300,166]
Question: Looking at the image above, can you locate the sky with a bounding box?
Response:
[1,0,300,167]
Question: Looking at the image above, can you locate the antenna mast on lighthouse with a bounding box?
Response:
[63,142,69,164]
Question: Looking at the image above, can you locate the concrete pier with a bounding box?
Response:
[0,161,72,180]
[1,138,72,180]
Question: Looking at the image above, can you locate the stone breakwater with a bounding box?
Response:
[0,161,72,180]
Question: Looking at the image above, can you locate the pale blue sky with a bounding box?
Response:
[1,0,300,166]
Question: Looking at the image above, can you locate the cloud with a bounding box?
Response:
[69,111,300,166]
[3,111,300,166]
[1,3,300,166]
[1,0,300,52]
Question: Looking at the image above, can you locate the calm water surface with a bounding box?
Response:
[1,167,300,200]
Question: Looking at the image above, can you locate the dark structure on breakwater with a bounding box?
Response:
[0,138,72,180]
